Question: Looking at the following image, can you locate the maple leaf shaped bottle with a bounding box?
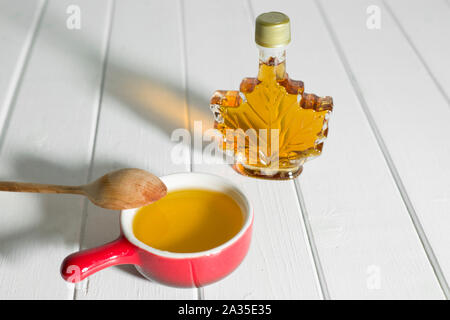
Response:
[210,12,333,180]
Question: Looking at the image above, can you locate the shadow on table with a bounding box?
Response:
[0,153,144,281]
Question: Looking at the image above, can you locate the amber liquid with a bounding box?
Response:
[132,189,244,253]
[211,60,332,179]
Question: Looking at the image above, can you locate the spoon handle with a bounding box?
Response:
[0,181,84,195]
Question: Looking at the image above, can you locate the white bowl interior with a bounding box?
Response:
[121,172,252,259]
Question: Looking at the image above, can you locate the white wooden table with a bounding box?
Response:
[0,0,449,300]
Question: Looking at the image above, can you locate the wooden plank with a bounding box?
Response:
[385,0,450,104]
[77,0,194,299]
[317,0,450,297]
[251,0,444,298]
[0,0,110,299]
[183,0,322,299]
[0,0,44,138]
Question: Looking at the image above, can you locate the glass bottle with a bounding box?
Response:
[210,12,333,180]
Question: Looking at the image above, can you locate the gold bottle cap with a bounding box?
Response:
[255,12,291,48]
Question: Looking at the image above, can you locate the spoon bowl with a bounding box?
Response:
[82,168,167,210]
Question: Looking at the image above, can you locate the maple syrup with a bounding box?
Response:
[210,12,333,179]
[133,189,244,253]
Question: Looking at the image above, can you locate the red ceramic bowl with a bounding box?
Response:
[61,173,253,287]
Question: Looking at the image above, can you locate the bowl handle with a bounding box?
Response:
[61,236,139,283]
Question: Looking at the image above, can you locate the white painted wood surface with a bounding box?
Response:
[386,0,450,103]
[0,0,110,298]
[319,0,450,298]
[0,0,448,299]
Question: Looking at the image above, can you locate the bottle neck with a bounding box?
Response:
[257,45,287,81]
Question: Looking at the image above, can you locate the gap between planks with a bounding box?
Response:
[73,0,116,300]
[0,0,47,153]
[293,180,330,299]
[178,0,193,173]
[178,0,200,300]
[382,0,450,108]
[315,0,450,299]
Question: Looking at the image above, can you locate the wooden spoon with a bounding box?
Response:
[0,168,167,210]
